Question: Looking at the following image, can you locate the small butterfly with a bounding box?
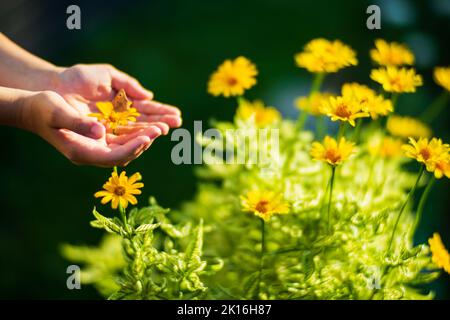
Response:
[112,89,132,112]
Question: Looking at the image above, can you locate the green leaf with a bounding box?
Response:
[160,223,190,238]
[184,220,203,268]
[90,220,103,229]
[242,272,259,298]
[92,207,123,234]
[302,252,315,280]
[135,223,160,233]
[130,205,169,227]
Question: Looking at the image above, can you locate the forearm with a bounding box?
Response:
[0,33,63,91]
[0,86,32,129]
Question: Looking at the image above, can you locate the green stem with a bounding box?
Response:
[113,166,118,174]
[364,156,377,197]
[311,72,325,95]
[352,118,363,142]
[295,112,309,132]
[327,166,336,234]
[386,165,424,255]
[412,175,435,234]
[337,122,346,140]
[319,172,332,215]
[296,73,325,133]
[237,96,245,106]
[420,91,449,123]
[257,219,266,298]
[118,203,132,235]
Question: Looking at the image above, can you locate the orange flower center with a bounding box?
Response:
[109,113,119,122]
[390,77,403,90]
[325,149,341,164]
[114,186,126,196]
[436,160,448,172]
[227,77,238,86]
[334,104,352,118]
[419,147,431,160]
[255,200,270,214]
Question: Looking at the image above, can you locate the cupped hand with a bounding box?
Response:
[21,91,163,167]
[52,64,182,134]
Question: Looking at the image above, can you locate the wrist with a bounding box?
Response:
[0,86,35,130]
[15,90,39,132]
[29,65,66,92]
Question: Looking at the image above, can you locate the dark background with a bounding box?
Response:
[0,0,448,299]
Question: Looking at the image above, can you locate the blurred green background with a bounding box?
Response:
[0,0,448,299]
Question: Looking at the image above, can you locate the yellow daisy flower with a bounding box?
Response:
[428,233,450,274]
[433,66,450,92]
[341,82,376,102]
[89,101,140,131]
[241,190,289,221]
[320,96,369,127]
[364,95,394,119]
[294,38,357,73]
[311,136,355,166]
[236,99,281,127]
[295,92,333,116]
[369,136,403,159]
[94,171,144,209]
[387,115,432,139]
[370,67,423,93]
[207,56,258,97]
[370,39,415,66]
[402,137,450,174]
[433,156,450,179]
[341,82,393,119]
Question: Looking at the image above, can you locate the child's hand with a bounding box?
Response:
[52,64,182,134]
[20,90,163,167]
[0,34,182,168]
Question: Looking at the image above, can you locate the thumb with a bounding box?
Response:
[53,108,105,139]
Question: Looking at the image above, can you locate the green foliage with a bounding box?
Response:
[180,118,440,300]
[63,118,441,300]
[63,198,221,299]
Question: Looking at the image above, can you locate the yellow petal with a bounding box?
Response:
[94,191,110,198]
[96,102,114,115]
[119,197,128,209]
[112,197,119,209]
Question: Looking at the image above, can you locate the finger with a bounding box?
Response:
[109,67,153,100]
[133,100,181,116]
[120,142,151,166]
[106,126,162,145]
[114,122,160,135]
[138,114,182,128]
[56,129,112,167]
[57,130,150,167]
[116,121,170,134]
[51,100,105,139]
[108,136,151,166]
[147,122,169,135]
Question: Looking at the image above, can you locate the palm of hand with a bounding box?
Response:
[55,64,182,131]
[46,64,181,167]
